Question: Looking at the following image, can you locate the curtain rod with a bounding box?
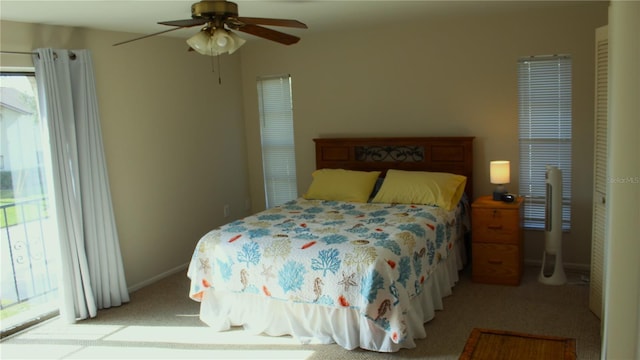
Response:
[0,50,77,59]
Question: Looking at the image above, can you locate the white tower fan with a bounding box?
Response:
[539,165,567,285]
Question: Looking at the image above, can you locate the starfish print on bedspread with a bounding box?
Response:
[338,272,357,291]
[261,264,276,281]
[199,258,211,272]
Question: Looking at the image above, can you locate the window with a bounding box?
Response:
[257,74,297,208]
[518,55,572,231]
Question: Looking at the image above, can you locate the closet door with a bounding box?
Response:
[589,25,608,320]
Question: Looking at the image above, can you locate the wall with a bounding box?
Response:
[1,21,251,289]
[240,2,608,268]
[0,1,610,286]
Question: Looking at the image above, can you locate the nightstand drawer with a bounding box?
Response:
[472,243,521,285]
[472,208,520,244]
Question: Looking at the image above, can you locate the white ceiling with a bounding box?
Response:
[1,1,550,44]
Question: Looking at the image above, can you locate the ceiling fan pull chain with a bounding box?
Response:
[217,55,222,85]
[208,52,222,85]
[209,53,217,75]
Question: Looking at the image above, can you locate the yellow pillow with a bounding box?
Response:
[303,169,381,203]
[372,169,467,211]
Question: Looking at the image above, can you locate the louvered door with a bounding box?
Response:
[589,25,608,320]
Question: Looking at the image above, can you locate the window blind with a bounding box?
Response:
[257,74,297,208]
[518,55,572,230]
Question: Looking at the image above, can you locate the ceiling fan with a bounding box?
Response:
[113,0,307,56]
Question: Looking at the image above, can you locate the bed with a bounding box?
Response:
[187,137,474,352]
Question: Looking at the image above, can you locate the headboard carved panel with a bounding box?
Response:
[314,137,474,200]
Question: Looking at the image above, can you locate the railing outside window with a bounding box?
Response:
[0,197,58,318]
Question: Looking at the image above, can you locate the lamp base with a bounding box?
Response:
[493,185,507,201]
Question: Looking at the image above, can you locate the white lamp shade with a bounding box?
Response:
[227,31,246,54]
[187,28,245,56]
[187,31,214,55]
[490,160,510,184]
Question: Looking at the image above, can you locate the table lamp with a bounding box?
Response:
[490,160,510,201]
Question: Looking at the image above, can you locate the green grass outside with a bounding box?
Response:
[0,196,48,228]
[0,299,31,321]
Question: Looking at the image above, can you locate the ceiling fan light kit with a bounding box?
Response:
[114,0,307,56]
[187,28,246,56]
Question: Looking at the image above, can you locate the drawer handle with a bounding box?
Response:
[487,225,503,230]
[488,259,503,265]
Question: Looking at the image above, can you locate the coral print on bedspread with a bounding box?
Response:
[188,198,465,344]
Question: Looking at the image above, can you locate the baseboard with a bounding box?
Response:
[524,259,591,273]
[127,262,189,293]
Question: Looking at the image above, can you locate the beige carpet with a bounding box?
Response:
[0,265,601,359]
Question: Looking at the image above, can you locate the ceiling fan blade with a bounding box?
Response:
[236,17,307,29]
[158,18,208,28]
[237,24,300,45]
[113,27,185,46]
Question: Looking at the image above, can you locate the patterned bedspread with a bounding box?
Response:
[188,197,469,344]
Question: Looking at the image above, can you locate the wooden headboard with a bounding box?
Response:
[314,137,474,200]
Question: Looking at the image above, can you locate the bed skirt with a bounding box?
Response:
[197,240,465,352]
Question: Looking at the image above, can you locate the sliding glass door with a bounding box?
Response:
[0,72,59,336]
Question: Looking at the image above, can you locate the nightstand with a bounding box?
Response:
[471,195,524,285]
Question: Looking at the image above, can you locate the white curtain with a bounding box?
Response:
[33,48,129,322]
